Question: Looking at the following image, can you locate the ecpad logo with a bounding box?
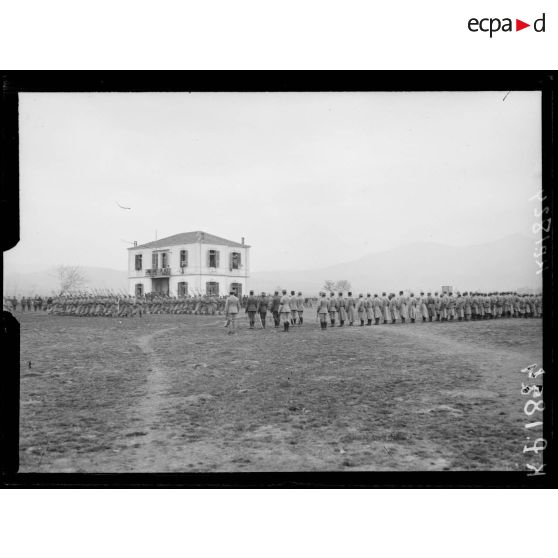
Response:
[468,13,546,37]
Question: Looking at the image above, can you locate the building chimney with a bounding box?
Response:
[133,241,137,246]
[241,237,245,245]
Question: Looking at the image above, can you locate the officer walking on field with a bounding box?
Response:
[279,289,292,332]
[296,291,305,325]
[290,290,298,326]
[257,291,270,328]
[224,290,241,334]
[316,292,330,330]
[270,291,281,328]
[245,290,258,329]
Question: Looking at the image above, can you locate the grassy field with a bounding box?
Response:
[18,312,543,472]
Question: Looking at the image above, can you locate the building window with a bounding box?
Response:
[208,249,220,268]
[135,254,143,271]
[178,282,188,296]
[152,252,158,269]
[230,252,241,270]
[135,283,144,297]
[180,249,188,267]
[206,281,219,296]
[161,252,168,268]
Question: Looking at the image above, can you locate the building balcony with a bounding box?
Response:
[137,267,248,278]
[146,267,171,277]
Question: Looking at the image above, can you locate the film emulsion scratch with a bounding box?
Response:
[530,189,550,275]
[2,87,549,479]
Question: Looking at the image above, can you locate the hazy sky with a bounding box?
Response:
[7,91,541,274]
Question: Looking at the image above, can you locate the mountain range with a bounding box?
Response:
[3,234,542,296]
[249,234,542,294]
[3,267,129,296]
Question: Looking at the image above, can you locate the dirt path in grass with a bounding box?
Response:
[122,320,229,470]
[133,327,180,430]
[133,319,224,424]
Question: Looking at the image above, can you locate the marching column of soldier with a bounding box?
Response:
[2,291,314,320]
[226,290,542,332]
[3,293,232,317]
[4,290,542,330]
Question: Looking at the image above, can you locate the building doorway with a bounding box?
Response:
[151,277,170,294]
[230,283,242,298]
[177,282,188,296]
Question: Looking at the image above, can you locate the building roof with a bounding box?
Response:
[130,231,250,250]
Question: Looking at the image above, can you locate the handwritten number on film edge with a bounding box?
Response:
[520,363,546,476]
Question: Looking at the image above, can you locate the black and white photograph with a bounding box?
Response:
[1,77,553,483]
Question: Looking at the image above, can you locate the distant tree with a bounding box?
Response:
[52,265,87,295]
[335,279,352,292]
[323,279,336,293]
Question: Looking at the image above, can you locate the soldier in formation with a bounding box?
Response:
[310,291,541,327]
[9,291,541,332]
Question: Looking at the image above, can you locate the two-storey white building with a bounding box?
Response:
[128,231,250,297]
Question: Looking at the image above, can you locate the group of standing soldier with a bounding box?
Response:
[224,289,307,333]
[314,291,542,328]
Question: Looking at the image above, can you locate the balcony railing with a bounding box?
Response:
[142,266,246,277]
[146,267,171,277]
